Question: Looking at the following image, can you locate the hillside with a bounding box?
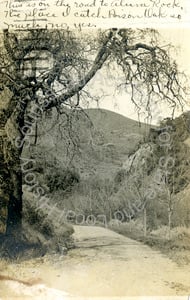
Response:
[26,108,152,180]
[23,109,190,225]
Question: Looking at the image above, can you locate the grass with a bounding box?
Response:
[0,188,75,260]
[23,188,74,252]
[109,222,190,266]
[0,259,8,271]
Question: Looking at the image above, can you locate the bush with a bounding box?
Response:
[109,219,145,240]
[151,226,170,239]
[114,169,127,186]
[45,166,80,193]
[23,188,74,252]
[151,225,190,242]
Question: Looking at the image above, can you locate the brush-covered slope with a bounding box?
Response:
[27,108,152,179]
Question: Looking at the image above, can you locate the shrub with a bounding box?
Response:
[23,188,74,252]
[151,226,190,241]
[114,169,127,186]
[45,166,80,193]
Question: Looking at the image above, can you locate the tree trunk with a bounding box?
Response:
[168,210,172,240]
[0,133,9,234]
[143,207,147,237]
[0,123,22,237]
[6,146,23,236]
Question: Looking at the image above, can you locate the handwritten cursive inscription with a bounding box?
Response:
[0,0,186,30]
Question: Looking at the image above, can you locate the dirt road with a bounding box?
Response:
[0,225,190,299]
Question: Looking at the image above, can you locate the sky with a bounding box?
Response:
[88,28,190,125]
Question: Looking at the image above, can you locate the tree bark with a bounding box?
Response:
[0,133,9,234]
[6,143,22,236]
[0,114,23,237]
[0,139,22,236]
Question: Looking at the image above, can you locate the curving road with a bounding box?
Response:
[0,225,190,299]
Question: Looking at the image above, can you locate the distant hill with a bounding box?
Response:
[26,108,153,179]
[86,108,151,153]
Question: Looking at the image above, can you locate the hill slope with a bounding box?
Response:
[28,108,152,179]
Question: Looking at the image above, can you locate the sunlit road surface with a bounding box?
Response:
[0,225,190,299]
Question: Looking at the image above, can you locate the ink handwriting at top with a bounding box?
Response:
[0,0,185,30]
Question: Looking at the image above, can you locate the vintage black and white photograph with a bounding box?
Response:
[0,24,190,298]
